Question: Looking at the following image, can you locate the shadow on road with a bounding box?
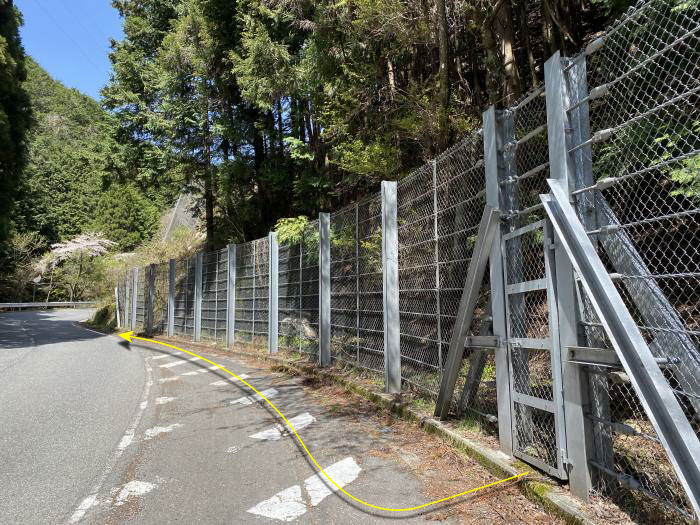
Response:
[0,309,102,349]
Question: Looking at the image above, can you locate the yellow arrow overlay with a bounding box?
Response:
[120,331,529,512]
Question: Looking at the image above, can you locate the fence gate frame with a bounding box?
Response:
[500,218,569,479]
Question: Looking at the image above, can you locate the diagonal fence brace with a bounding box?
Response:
[541,179,700,517]
[434,205,500,419]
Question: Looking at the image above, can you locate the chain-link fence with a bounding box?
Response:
[564,0,700,518]
[115,0,700,517]
[201,248,228,342]
[173,256,195,337]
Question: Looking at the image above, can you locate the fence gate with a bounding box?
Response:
[502,219,568,479]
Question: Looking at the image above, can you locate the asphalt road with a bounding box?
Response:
[0,309,459,524]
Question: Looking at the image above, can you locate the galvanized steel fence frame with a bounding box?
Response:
[116,1,700,518]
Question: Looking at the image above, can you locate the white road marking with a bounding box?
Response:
[247,457,361,521]
[69,341,153,524]
[150,355,169,360]
[250,413,315,441]
[159,377,178,384]
[226,445,241,454]
[210,373,250,386]
[304,457,361,506]
[155,396,176,405]
[160,357,201,368]
[114,480,156,506]
[246,485,307,522]
[144,423,183,440]
[71,494,98,522]
[230,388,278,406]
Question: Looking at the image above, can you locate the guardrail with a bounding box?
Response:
[0,302,96,309]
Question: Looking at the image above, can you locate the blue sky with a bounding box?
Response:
[16,0,123,100]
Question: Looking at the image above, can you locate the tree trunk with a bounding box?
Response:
[437,0,450,149]
[494,0,521,105]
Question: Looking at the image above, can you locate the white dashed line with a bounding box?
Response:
[230,388,278,406]
[160,357,201,368]
[155,397,176,405]
[211,373,249,386]
[246,457,361,521]
[114,480,156,506]
[250,413,315,441]
[304,457,361,506]
[150,355,169,360]
[159,377,178,384]
[69,341,153,524]
[226,445,241,454]
[247,485,306,522]
[144,423,183,440]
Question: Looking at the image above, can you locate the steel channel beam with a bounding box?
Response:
[434,206,500,419]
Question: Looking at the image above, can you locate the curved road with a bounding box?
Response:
[0,309,146,524]
[0,309,548,524]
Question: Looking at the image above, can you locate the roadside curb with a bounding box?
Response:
[225,349,596,525]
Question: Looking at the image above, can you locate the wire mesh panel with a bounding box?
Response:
[134,267,145,329]
[278,240,302,349]
[234,241,256,343]
[396,133,490,402]
[201,248,228,342]
[233,237,270,346]
[356,195,384,372]
[568,0,700,516]
[330,205,359,365]
[173,256,195,337]
[299,220,319,355]
[253,237,270,344]
[152,262,169,335]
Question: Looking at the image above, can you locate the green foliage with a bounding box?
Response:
[13,59,120,245]
[92,184,160,251]
[670,155,700,202]
[0,2,31,244]
[275,216,308,245]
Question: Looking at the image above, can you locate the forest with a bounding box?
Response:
[0,0,632,302]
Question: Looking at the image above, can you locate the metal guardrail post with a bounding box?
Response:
[131,268,138,331]
[194,252,203,342]
[318,213,331,366]
[381,181,401,393]
[268,232,279,354]
[544,51,595,498]
[145,264,156,336]
[168,259,176,337]
[226,244,236,348]
[483,106,513,455]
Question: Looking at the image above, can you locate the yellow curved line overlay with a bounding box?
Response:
[126,333,529,512]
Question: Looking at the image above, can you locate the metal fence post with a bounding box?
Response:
[319,213,331,366]
[194,252,203,342]
[381,181,401,394]
[131,268,138,331]
[545,52,594,499]
[483,107,513,455]
[268,232,279,354]
[114,286,121,328]
[226,244,237,348]
[168,259,176,337]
